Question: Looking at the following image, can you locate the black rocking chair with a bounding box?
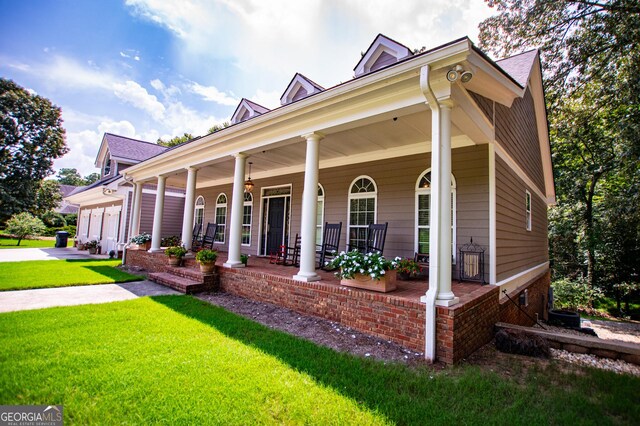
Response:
[317,222,342,269]
[347,222,388,254]
[194,223,218,251]
[191,222,203,248]
[284,233,301,267]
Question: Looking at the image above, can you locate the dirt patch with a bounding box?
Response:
[197,292,429,366]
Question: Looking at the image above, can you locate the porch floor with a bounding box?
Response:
[213,252,486,307]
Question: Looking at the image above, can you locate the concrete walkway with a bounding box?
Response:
[0,281,180,313]
[0,247,108,262]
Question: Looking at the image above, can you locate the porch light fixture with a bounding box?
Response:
[446,64,473,83]
[244,162,254,193]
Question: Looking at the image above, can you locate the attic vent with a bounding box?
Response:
[354,34,413,77]
[230,98,270,124]
[280,73,324,106]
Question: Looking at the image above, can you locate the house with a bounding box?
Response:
[65,133,186,254]
[120,34,554,363]
[55,184,79,215]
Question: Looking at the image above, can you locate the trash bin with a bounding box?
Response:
[55,231,69,248]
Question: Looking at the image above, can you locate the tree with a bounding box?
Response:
[56,168,85,186]
[478,1,640,296]
[33,180,62,217]
[83,172,100,185]
[56,168,101,186]
[157,133,194,147]
[208,121,231,134]
[0,78,67,223]
[5,212,46,246]
[41,210,67,227]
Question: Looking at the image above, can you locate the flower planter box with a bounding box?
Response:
[134,241,151,251]
[340,270,397,293]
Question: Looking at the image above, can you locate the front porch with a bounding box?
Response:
[126,249,498,364]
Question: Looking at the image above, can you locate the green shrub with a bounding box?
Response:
[195,249,218,264]
[552,278,602,311]
[161,235,181,247]
[40,211,67,227]
[165,246,187,258]
[43,225,76,237]
[65,213,77,226]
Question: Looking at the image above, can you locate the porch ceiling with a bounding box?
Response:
[164,106,469,189]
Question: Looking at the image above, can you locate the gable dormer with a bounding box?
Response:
[280,73,324,105]
[354,34,413,77]
[230,98,270,124]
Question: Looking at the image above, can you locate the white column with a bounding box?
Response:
[435,103,457,305]
[294,132,323,282]
[149,175,167,252]
[130,182,143,239]
[181,167,198,250]
[223,153,247,268]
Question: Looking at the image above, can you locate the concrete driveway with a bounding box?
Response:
[0,281,180,313]
[0,247,107,262]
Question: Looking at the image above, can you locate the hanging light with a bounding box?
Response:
[244,162,254,192]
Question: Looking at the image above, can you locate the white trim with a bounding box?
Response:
[258,184,293,256]
[525,190,532,231]
[194,195,205,237]
[119,189,131,244]
[488,144,497,285]
[496,262,549,298]
[214,193,228,244]
[316,183,325,245]
[141,188,186,198]
[242,192,253,247]
[494,143,547,202]
[355,34,412,77]
[347,175,378,247]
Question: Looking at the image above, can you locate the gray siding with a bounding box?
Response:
[138,192,185,239]
[291,87,308,102]
[370,51,397,72]
[193,146,490,269]
[471,89,545,194]
[496,156,548,281]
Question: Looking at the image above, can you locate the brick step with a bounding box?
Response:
[166,265,204,281]
[148,272,210,294]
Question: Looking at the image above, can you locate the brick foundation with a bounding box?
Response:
[499,270,550,326]
[126,250,504,364]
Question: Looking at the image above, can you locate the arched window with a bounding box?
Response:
[214,193,227,243]
[103,152,111,176]
[242,192,253,246]
[415,169,456,261]
[348,176,377,249]
[316,184,325,245]
[193,196,205,236]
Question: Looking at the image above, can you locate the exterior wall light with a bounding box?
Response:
[244,162,254,192]
[446,64,473,83]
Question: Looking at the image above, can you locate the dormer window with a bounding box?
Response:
[354,34,413,77]
[280,73,324,106]
[230,98,270,124]
[103,156,111,176]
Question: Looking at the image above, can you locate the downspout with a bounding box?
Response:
[419,65,439,362]
[121,173,135,266]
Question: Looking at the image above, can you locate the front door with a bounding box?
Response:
[266,197,285,256]
[105,210,120,254]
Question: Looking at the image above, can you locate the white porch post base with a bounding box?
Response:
[435,296,460,307]
[293,272,322,282]
[223,261,245,268]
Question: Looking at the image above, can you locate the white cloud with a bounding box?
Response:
[189,82,237,105]
[150,78,181,98]
[97,120,137,138]
[45,56,117,90]
[113,80,166,120]
[250,89,281,110]
[162,101,220,136]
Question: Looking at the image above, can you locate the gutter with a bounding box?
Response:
[419,65,439,362]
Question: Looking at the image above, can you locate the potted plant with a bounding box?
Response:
[240,253,249,266]
[396,258,421,280]
[328,250,400,293]
[130,233,152,250]
[195,249,218,274]
[85,240,100,255]
[165,246,188,267]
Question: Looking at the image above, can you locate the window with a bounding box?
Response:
[103,155,111,176]
[525,190,532,231]
[316,184,325,245]
[194,196,205,236]
[242,192,252,246]
[348,176,377,249]
[415,170,456,261]
[215,194,227,243]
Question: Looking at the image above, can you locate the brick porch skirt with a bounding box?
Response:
[126,249,502,364]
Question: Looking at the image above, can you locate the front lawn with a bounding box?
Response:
[0,259,143,291]
[0,235,67,248]
[1,296,638,425]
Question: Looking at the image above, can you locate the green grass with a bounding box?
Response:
[0,259,143,291]
[0,235,68,248]
[1,296,638,425]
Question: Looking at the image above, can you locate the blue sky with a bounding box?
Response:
[0,0,495,176]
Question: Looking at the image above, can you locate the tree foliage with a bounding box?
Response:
[5,212,46,246]
[208,121,231,134]
[56,168,100,186]
[0,78,67,223]
[157,133,194,147]
[33,180,62,217]
[479,0,640,311]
